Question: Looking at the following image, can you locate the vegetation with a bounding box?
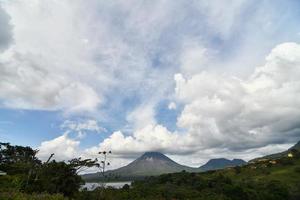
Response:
[250,141,300,162]
[75,149,300,200]
[1,142,300,200]
[0,142,98,199]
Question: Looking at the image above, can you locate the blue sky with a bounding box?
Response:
[0,0,300,168]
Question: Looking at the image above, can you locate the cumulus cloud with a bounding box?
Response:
[175,42,300,150]
[0,61,101,112]
[36,131,132,170]
[97,124,180,156]
[0,0,177,114]
[35,43,300,168]
[88,42,300,165]
[38,134,80,161]
[0,1,103,112]
[2,0,300,168]
[0,0,296,115]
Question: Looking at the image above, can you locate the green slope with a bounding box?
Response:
[79,150,300,200]
[250,141,300,162]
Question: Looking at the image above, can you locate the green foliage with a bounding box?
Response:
[0,143,90,198]
[68,157,99,174]
[74,172,292,200]
[0,175,24,190]
[234,166,242,174]
[76,156,300,200]
[0,190,67,200]
[294,166,300,173]
[0,142,41,175]
[24,161,84,197]
[1,142,300,200]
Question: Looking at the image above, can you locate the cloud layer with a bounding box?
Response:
[36,42,300,168]
[0,0,300,168]
[83,42,300,166]
[0,5,12,51]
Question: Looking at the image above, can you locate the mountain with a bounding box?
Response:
[250,140,300,162]
[293,141,300,149]
[82,152,198,181]
[199,158,246,171]
[110,152,198,176]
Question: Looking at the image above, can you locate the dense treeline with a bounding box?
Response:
[77,174,290,200]
[0,142,97,198]
[1,142,300,200]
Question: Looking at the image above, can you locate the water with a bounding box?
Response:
[82,181,132,191]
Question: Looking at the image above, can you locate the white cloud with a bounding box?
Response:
[0,0,295,115]
[86,42,300,167]
[98,124,180,155]
[175,42,300,151]
[126,104,156,130]
[38,133,80,161]
[0,5,12,51]
[61,119,106,138]
[168,102,176,110]
[0,0,177,115]
[35,42,300,169]
[0,57,101,112]
[0,0,104,112]
[194,0,249,39]
[180,40,209,76]
[2,0,300,169]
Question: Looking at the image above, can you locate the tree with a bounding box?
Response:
[68,157,99,174]
[0,142,41,175]
[32,160,83,197]
[0,142,98,197]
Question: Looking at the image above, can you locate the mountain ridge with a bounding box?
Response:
[249,141,300,162]
[82,152,246,181]
[199,158,246,171]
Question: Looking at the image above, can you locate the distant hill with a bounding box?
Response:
[199,158,246,171]
[82,152,198,181]
[82,152,251,181]
[250,141,300,162]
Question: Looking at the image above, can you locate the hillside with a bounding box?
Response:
[199,158,246,171]
[111,152,197,175]
[82,152,198,181]
[78,150,300,200]
[250,141,300,162]
[83,152,251,181]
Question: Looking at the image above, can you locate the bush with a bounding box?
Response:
[234,166,242,174]
[279,157,294,165]
[0,190,67,200]
[295,167,300,173]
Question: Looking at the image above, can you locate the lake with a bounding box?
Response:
[82,181,132,191]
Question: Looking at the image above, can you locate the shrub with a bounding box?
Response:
[0,190,67,200]
[294,167,300,173]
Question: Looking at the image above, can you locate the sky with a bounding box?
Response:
[0,0,300,170]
